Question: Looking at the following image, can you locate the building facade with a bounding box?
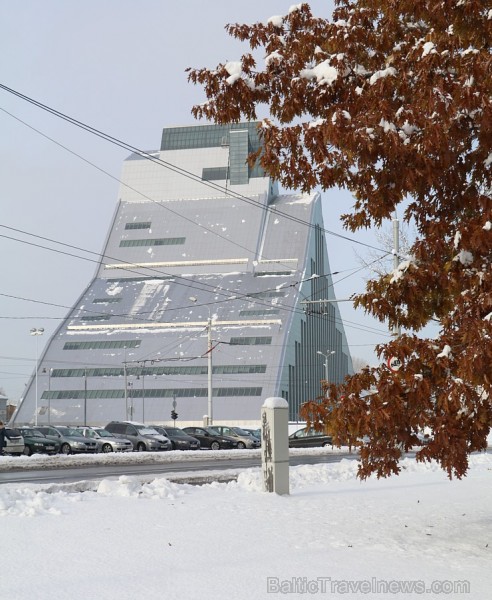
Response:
[13,122,353,427]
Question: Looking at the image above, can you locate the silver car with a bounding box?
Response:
[105,421,171,451]
[76,426,134,453]
[4,427,25,455]
[209,426,261,449]
[35,425,98,454]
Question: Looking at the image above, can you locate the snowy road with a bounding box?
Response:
[0,448,361,484]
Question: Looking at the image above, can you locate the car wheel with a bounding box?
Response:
[137,442,146,452]
[101,443,113,453]
[322,441,331,447]
[61,443,71,454]
[22,446,32,456]
[171,442,176,450]
[210,441,220,450]
[237,442,246,449]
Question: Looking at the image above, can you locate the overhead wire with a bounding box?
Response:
[0,84,385,252]
[0,85,393,386]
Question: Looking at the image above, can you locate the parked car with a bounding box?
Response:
[3,427,25,455]
[35,425,98,454]
[209,426,260,449]
[17,427,60,456]
[182,426,238,450]
[153,426,200,450]
[105,421,171,451]
[75,426,134,453]
[288,427,332,448]
[242,428,261,441]
[416,431,433,445]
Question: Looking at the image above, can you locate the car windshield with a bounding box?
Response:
[232,427,250,435]
[205,427,220,435]
[94,429,113,438]
[21,429,44,438]
[164,428,186,437]
[135,426,159,435]
[57,427,82,437]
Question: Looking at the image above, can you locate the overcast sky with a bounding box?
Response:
[0,1,396,403]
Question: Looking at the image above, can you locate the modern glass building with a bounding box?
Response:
[13,122,353,427]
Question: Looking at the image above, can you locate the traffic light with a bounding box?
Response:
[171,409,178,420]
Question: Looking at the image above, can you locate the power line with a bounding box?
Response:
[0,84,385,253]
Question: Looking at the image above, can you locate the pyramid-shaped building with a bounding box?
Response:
[13,122,353,427]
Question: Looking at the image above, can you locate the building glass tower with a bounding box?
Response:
[13,122,353,426]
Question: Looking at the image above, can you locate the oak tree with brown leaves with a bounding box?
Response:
[188,1,492,479]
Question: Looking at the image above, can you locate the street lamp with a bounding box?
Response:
[127,381,134,420]
[30,327,44,426]
[317,350,336,397]
[42,367,52,424]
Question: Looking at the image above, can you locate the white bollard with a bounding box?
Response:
[261,397,289,495]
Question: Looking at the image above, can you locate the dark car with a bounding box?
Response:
[105,421,171,451]
[17,427,60,456]
[209,425,260,449]
[35,425,98,454]
[288,427,332,448]
[182,426,238,450]
[153,426,200,450]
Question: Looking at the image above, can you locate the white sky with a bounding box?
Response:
[0,1,396,402]
[1,451,490,598]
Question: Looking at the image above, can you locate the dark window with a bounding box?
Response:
[92,298,122,304]
[119,238,185,248]
[202,167,229,181]
[63,340,141,350]
[239,309,280,317]
[229,337,272,346]
[125,222,151,230]
[81,315,111,321]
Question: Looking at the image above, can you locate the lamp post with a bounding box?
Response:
[42,367,52,424]
[127,381,134,420]
[137,362,146,423]
[317,350,336,397]
[30,327,44,426]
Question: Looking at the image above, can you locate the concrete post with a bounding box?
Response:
[261,397,289,495]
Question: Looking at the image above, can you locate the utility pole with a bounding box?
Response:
[84,368,87,426]
[124,360,128,420]
[207,316,213,425]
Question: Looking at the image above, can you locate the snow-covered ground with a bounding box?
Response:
[1,450,490,600]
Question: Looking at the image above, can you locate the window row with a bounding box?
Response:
[51,365,267,378]
[229,337,272,345]
[42,387,263,400]
[247,291,286,299]
[119,237,185,247]
[125,222,151,230]
[63,340,141,350]
[63,337,272,351]
[92,298,122,304]
[239,309,280,317]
